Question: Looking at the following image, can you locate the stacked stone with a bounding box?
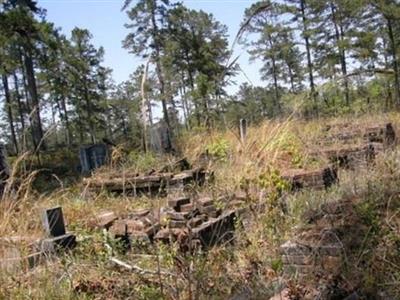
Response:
[280,236,343,278]
[84,167,206,196]
[321,122,396,146]
[312,143,383,169]
[100,195,238,250]
[281,166,338,191]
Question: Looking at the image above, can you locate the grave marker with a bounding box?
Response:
[42,207,66,237]
[41,206,76,252]
[79,143,109,173]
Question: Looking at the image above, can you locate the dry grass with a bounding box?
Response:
[1,112,400,299]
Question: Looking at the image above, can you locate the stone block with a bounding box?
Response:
[280,241,312,256]
[90,211,117,229]
[169,220,187,228]
[198,197,214,207]
[282,255,313,265]
[109,219,145,237]
[188,217,203,228]
[192,210,236,247]
[168,197,190,211]
[180,203,194,212]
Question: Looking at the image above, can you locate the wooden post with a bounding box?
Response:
[239,119,247,143]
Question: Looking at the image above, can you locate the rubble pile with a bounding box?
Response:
[83,167,207,196]
[281,166,338,191]
[321,122,396,146]
[94,195,241,250]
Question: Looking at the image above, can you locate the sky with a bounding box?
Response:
[37,0,264,94]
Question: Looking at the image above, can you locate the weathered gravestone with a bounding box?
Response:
[41,207,76,252]
[0,144,9,197]
[149,120,173,153]
[79,143,109,173]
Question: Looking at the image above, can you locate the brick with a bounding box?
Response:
[282,255,313,265]
[165,211,186,221]
[169,220,187,228]
[109,219,145,237]
[188,217,203,228]
[280,241,312,256]
[180,203,194,212]
[168,197,190,210]
[198,197,213,207]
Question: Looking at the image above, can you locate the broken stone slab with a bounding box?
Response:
[40,233,77,253]
[191,210,237,247]
[281,167,338,191]
[89,211,117,229]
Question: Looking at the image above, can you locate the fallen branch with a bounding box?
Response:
[110,257,177,277]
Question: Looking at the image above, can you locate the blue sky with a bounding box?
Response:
[38,0,263,94]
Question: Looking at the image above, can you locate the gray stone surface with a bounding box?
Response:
[42,207,66,237]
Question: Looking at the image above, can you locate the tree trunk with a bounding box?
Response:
[2,73,19,154]
[300,0,317,113]
[23,50,45,150]
[150,1,173,151]
[60,95,72,146]
[386,17,400,106]
[83,78,96,144]
[13,72,26,145]
[330,2,350,105]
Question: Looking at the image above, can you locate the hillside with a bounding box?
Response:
[0,114,399,299]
